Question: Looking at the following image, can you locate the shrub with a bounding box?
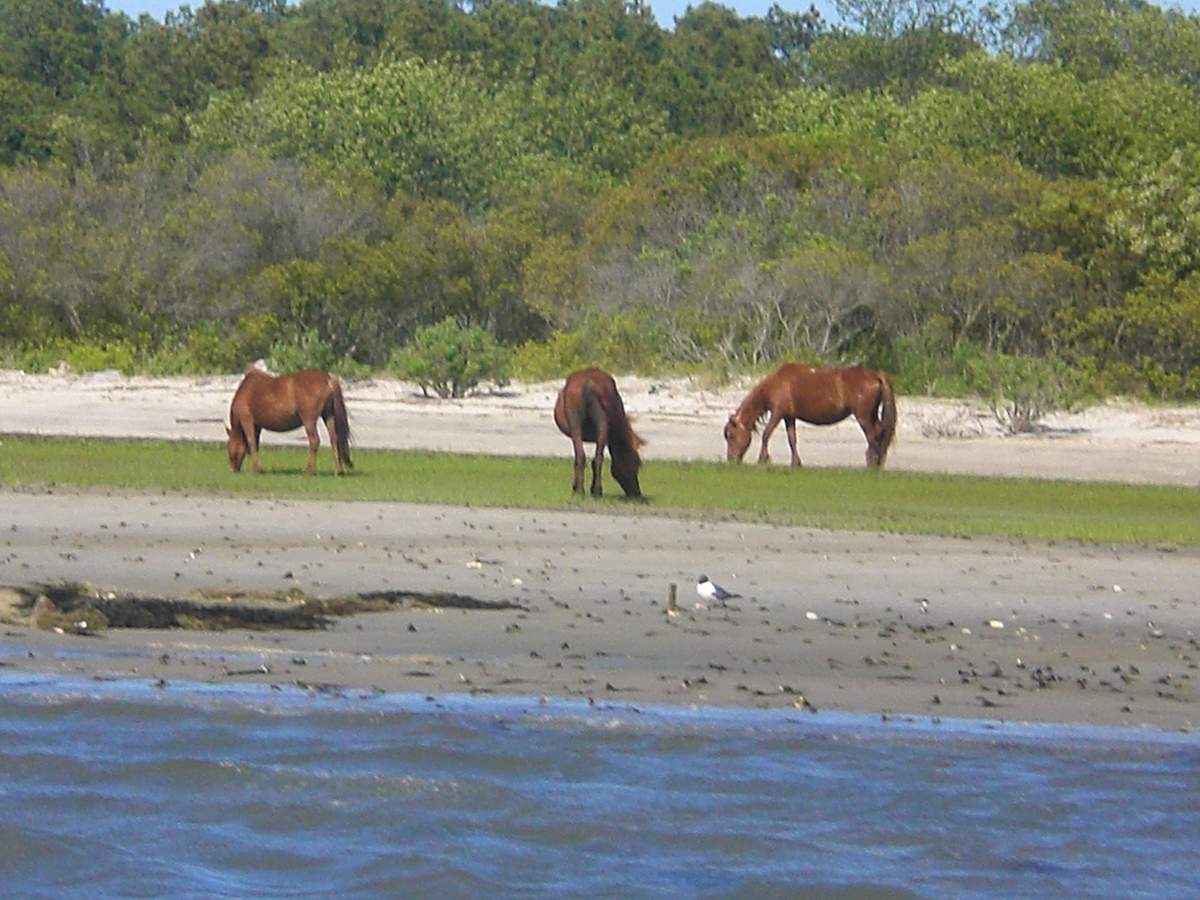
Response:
[139,342,194,376]
[268,332,339,374]
[144,315,285,375]
[510,331,588,382]
[388,318,510,398]
[509,313,665,382]
[581,312,665,374]
[963,351,1090,434]
[181,323,247,373]
[266,332,371,379]
[16,338,139,375]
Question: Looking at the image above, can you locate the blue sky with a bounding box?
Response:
[106,0,1198,31]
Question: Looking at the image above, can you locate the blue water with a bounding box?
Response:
[1,674,1197,898]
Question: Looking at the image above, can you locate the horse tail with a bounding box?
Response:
[875,370,898,467]
[583,379,644,457]
[580,380,604,441]
[331,379,353,469]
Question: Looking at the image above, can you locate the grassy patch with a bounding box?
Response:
[1,435,1197,546]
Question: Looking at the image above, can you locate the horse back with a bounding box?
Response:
[231,368,335,432]
[768,363,882,424]
[555,368,637,447]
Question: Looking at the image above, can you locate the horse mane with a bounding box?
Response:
[611,413,646,457]
[605,396,645,459]
[733,383,771,432]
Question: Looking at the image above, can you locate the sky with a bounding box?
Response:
[105,0,1200,32]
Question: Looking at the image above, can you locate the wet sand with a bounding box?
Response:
[2,490,1196,730]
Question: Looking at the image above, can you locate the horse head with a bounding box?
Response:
[226,425,247,472]
[610,444,642,498]
[723,414,752,462]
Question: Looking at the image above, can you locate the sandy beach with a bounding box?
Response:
[1,370,1198,729]
[2,489,1196,729]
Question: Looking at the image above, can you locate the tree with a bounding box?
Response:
[766,2,825,66]
[0,0,112,99]
[1109,147,1200,280]
[652,3,781,135]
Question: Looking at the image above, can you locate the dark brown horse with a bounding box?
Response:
[226,367,352,475]
[554,368,644,497]
[724,363,897,469]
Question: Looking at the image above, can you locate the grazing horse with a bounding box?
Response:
[226,367,352,475]
[724,363,897,469]
[554,368,644,497]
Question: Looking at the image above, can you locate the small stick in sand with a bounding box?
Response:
[667,583,677,614]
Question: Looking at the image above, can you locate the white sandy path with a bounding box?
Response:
[2,369,1199,485]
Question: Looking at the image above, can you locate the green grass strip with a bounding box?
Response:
[2,435,1197,547]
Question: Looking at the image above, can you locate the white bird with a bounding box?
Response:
[697,574,740,606]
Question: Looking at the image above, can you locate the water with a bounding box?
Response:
[1,674,1198,898]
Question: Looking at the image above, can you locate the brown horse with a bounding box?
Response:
[226,367,352,475]
[724,363,897,469]
[554,368,644,497]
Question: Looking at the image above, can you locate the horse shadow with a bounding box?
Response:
[240,467,359,478]
[570,492,650,506]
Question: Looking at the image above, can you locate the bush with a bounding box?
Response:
[264,332,369,379]
[189,314,281,373]
[179,323,247,373]
[963,351,1090,434]
[143,315,285,376]
[268,332,343,374]
[388,318,510,398]
[510,331,588,382]
[509,313,665,382]
[15,338,139,375]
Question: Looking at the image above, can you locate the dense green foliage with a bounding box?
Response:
[3,435,1198,545]
[1,0,1199,399]
[389,317,510,397]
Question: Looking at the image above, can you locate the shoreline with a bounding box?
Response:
[5,669,1198,744]
[3,489,1196,731]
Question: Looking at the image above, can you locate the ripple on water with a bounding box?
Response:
[1,673,1198,898]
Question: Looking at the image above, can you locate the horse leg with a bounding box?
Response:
[758,411,782,464]
[784,418,802,468]
[324,414,344,476]
[570,431,586,495]
[248,423,263,474]
[590,419,609,498]
[303,420,320,475]
[855,411,881,468]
